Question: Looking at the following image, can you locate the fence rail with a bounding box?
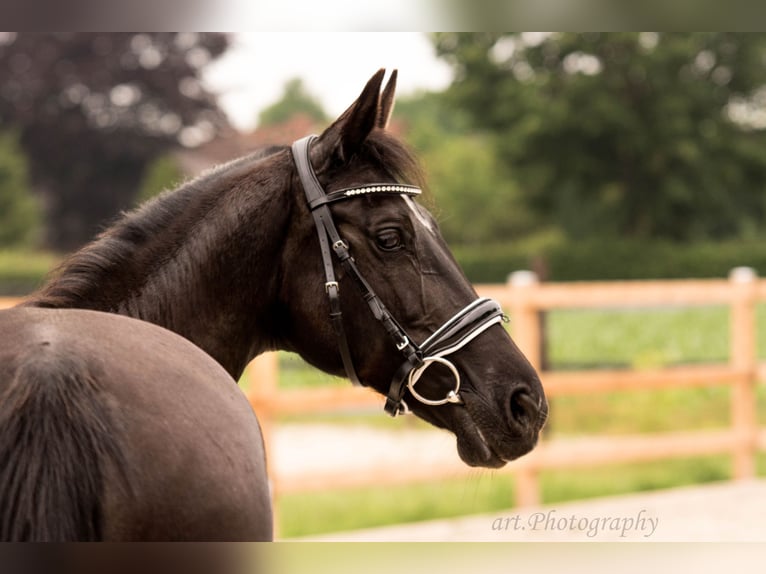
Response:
[244,267,765,511]
[3,268,765,517]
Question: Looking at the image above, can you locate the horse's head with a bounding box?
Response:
[279,69,547,468]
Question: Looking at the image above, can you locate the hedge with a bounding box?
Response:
[453,239,766,283]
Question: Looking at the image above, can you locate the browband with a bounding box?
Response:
[308,184,421,210]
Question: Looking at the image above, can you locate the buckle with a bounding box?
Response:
[325,281,339,294]
[384,397,411,417]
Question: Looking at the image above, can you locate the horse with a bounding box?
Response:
[0,69,547,541]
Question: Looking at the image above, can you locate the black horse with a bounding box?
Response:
[0,69,547,541]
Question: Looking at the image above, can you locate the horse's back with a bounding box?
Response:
[0,307,272,541]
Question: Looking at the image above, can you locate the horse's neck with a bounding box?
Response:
[119,195,289,377]
[29,154,293,378]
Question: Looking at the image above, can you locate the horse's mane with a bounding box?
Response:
[24,147,285,311]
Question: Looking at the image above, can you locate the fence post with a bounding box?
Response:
[508,270,542,507]
[246,352,280,532]
[508,270,542,370]
[729,267,758,480]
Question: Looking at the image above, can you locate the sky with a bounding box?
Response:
[202,32,454,132]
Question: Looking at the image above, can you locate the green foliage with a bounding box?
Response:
[433,33,766,242]
[543,239,766,281]
[0,131,41,248]
[258,77,328,127]
[0,250,58,295]
[135,154,184,205]
[397,92,538,245]
[0,33,230,250]
[453,238,766,282]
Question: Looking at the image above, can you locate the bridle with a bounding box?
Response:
[292,135,507,416]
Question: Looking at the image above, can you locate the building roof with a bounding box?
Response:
[175,113,324,175]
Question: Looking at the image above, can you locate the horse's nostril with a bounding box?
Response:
[507,386,538,428]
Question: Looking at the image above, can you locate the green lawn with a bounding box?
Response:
[281,454,751,538]
[544,306,731,369]
[273,304,766,538]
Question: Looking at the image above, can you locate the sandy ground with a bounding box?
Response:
[271,423,766,542]
[270,422,459,477]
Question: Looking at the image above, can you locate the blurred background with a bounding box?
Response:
[6,33,766,282]
[2,33,766,541]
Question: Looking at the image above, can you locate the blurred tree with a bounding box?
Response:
[134,154,185,205]
[258,77,328,127]
[397,92,540,244]
[0,32,230,250]
[434,33,766,241]
[0,130,41,247]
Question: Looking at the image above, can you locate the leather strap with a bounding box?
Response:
[421,298,504,356]
[293,136,362,386]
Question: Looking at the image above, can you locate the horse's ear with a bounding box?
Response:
[312,69,386,167]
[377,69,397,129]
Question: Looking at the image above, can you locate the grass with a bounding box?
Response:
[0,249,59,295]
[281,471,515,538]
[280,454,751,538]
[545,306,731,369]
[548,386,736,435]
[273,304,766,537]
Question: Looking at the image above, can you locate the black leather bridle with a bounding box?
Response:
[292,135,506,416]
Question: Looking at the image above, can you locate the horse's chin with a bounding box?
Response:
[455,422,507,468]
[441,404,502,468]
[451,393,542,469]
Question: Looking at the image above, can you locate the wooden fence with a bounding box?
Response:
[244,267,766,511]
[3,268,766,515]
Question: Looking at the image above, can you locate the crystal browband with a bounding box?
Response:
[307,182,421,210]
[338,184,421,197]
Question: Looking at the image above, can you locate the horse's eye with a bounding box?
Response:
[376,228,403,252]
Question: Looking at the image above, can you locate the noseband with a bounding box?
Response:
[292,136,506,416]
